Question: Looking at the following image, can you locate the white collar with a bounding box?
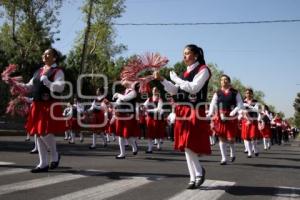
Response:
[187,61,199,72]
[51,63,57,68]
[44,63,57,68]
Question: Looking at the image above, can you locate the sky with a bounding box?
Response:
[3,0,300,118]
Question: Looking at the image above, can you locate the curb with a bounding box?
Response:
[0,129,25,136]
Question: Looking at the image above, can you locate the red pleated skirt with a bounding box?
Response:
[214,116,238,140]
[174,105,211,155]
[70,117,81,131]
[146,116,166,139]
[26,101,66,135]
[108,120,116,134]
[89,111,106,132]
[115,114,140,138]
[241,119,260,140]
[260,124,272,138]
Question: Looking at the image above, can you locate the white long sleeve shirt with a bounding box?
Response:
[143,97,163,115]
[161,62,210,95]
[207,90,244,117]
[23,63,65,93]
[115,88,137,104]
[87,97,107,112]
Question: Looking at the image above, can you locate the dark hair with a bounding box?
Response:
[47,48,62,63]
[185,44,206,65]
[245,88,253,94]
[221,74,231,83]
[264,104,270,112]
[96,87,105,95]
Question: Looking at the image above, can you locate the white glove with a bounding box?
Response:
[170,71,183,85]
[40,75,50,86]
[229,110,236,117]
[112,93,120,100]
[40,75,48,82]
[206,113,212,120]
[24,97,33,104]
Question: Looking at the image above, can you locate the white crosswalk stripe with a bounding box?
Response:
[0,174,86,196]
[1,167,298,200]
[272,186,300,200]
[0,161,15,165]
[50,176,161,200]
[0,168,29,177]
[167,180,236,200]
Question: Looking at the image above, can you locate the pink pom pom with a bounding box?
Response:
[120,52,169,93]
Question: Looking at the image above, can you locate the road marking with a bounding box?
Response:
[0,168,29,176]
[272,186,300,200]
[0,161,15,165]
[167,179,236,200]
[0,174,86,196]
[50,176,160,200]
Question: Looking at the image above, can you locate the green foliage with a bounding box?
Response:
[173,61,186,75]
[66,0,126,96]
[293,93,300,128]
[286,117,295,127]
[0,0,63,115]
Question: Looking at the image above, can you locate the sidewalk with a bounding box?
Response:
[0,120,26,136]
[0,129,25,136]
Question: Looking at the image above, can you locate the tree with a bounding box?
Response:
[0,0,63,115]
[0,0,62,73]
[286,117,295,127]
[293,93,300,128]
[66,0,126,96]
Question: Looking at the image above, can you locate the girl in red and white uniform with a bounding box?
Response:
[86,87,108,149]
[105,102,116,142]
[113,80,140,159]
[138,104,147,139]
[241,88,260,158]
[65,97,85,144]
[63,102,72,141]
[143,87,166,153]
[24,97,40,154]
[154,44,211,189]
[207,74,243,165]
[272,113,283,145]
[258,104,273,150]
[167,104,176,142]
[22,48,65,173]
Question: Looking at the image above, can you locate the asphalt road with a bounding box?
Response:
[0,135,299,200]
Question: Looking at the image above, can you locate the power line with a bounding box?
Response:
[113,19,300,26]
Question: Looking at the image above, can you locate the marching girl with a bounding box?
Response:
[272,113,283,145]
[63,102,72,141]
[86,87,108,149]
[143,86,165,153]
[206,104,217,146]
[24,97,40,154]
[282,120,291,143]
[21,48,65,173]
[138,104,147,140]
[241,88,260,158]
[113,80,140,159]
[167,104,176,142]
[207,74,243,165]
[154,44,211,189]
[258,104,273,150]
[104,101,116,142]
[64,97,85,144]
